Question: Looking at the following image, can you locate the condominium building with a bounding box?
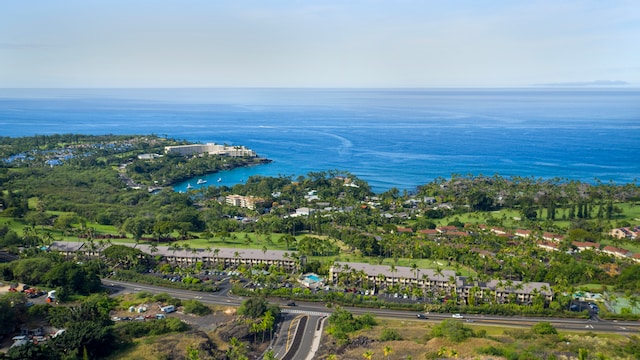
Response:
[225,194,264,210]
[329,262,553,304]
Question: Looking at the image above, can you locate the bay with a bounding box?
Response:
[1,88,638,193]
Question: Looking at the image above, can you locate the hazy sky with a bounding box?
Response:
[1,0,638,88]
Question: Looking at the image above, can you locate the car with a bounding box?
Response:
[287,302,297,306]
[452,314,464,319]
[416,313,428,319]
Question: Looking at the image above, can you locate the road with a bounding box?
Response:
[103,279,640,358]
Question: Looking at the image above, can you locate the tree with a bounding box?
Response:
[261,310,276,341]
[0,292,27,336]
[44,262,102,296]
[122,217,150,240]
[237,297,269,319]
[51,301,117,359]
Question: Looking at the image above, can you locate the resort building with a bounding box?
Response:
[543,232,565,242]
[515,229,533,238]
[455,277,553,304]
[601,245,631,259]
[329,262,456,294]
[164,143,257,157]
[537,241,560,252]
[328,262,553,304]
[484,279,553,304]
[610,226,640,240]
[48,241,299,272]
[572,241,599,252]
[225,195,264,210]
[49,241,554,304]
[418,229,438,237]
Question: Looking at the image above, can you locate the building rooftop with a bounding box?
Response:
[332,261,456,282]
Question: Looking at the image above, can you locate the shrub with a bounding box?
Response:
[379,328,401,341]
[477,345,505,356]
[183,300,212,316]
[531,322,558,335]
[430,319,474,342]
[136,291,154,300]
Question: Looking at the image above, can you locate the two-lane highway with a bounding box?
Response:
[103,279,640,359]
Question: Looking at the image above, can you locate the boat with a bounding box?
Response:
[217,178,222,183]
[197,179,207,184]
[186,183,193,189]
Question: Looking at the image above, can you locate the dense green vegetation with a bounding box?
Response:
[325,308,377,345]
[2,134,640,358]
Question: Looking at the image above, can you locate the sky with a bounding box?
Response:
[1,0,639,88]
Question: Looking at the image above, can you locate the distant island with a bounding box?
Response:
[533,80,630,87]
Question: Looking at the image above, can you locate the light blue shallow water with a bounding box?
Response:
[1,88,639,193]
[305,274,322,282]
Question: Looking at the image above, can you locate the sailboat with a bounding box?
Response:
[186,183,193,190]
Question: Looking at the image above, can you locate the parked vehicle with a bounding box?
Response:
[160,305,176,313]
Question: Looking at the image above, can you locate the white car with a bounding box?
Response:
[452,313,464,319]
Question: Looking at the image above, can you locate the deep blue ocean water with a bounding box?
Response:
[1,88,638,193]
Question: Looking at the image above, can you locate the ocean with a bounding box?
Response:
[1,88,639,193]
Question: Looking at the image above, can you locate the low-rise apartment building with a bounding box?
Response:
[49,241,299,272]
[329,262,553,305]
[225,194,264,210]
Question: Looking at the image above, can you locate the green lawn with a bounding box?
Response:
[616,202,640,222]
[0,217,25,233]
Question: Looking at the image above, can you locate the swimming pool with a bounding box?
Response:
[305,274,322,282]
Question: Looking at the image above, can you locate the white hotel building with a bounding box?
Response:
[164,143,257,157]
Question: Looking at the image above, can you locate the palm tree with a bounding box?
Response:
[149,243,158,255]
[434,266,444,278]
[578,348,589,360]
[169,243,180,257]
[410,262,419,282]
[389,264,397,285]
[383,345,393,360]
[263,350,276,360]
[628,295,638,313]
[183,243,191,258]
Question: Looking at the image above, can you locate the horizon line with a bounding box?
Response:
[1,85,639,90]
